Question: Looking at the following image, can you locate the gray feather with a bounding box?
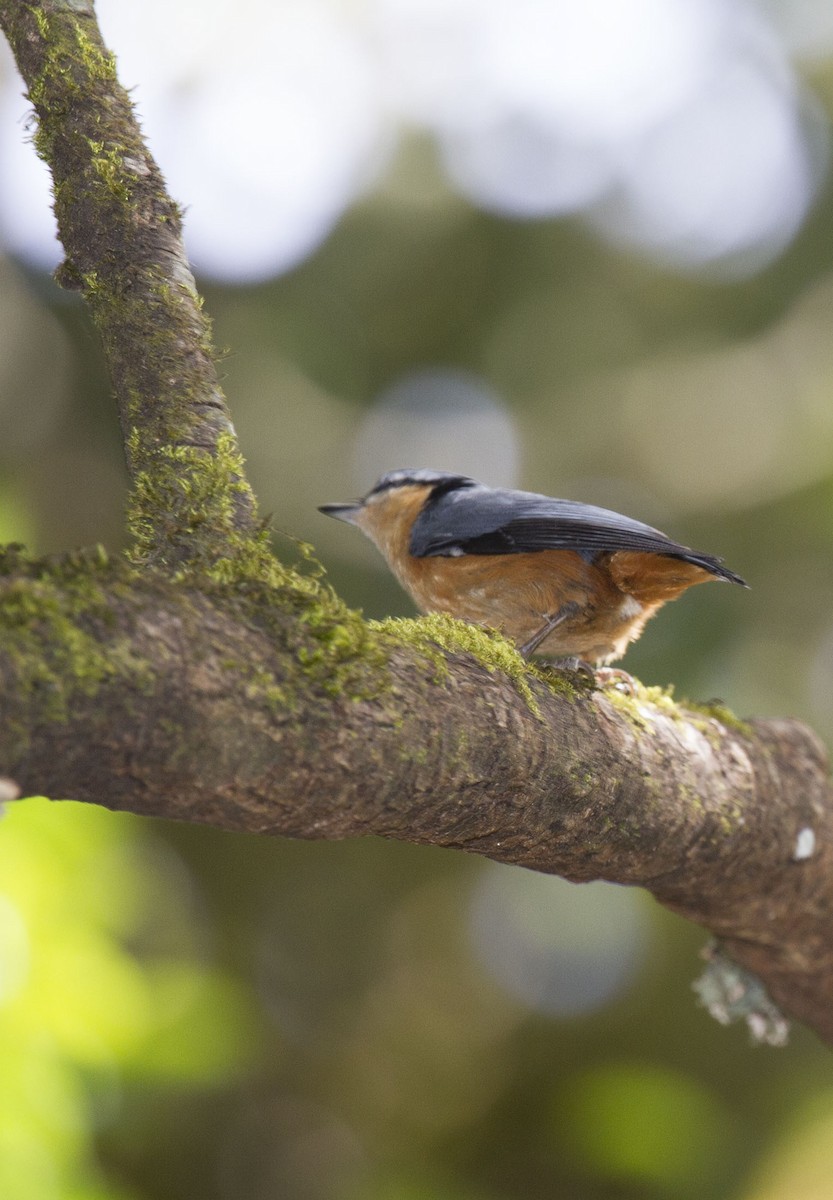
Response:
[409,483,746,585]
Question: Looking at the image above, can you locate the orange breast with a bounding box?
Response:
[393,547,717,664]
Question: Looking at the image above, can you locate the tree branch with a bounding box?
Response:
[1,0,832,1050]
[1,558,831,1041]
[0,0,265,572]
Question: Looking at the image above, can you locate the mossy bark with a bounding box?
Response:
[1,559,832,1040]
[0,0,266,574]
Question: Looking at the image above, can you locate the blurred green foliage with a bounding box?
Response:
[552,1062,737,1194]
[0,800,258,1199]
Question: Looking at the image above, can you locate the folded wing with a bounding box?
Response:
[409,486,746,586]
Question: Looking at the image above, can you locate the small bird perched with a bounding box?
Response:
[319,469,746,666]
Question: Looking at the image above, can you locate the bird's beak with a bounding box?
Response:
[318,502,363,526]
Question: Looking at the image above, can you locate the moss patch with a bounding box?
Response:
[125,431,272,580]
[200,536,390,703]
[684,698,752,738]
[28,10,118,162]
[368,612,579,717]
[601,676,752,740]
[601,678,681,727]
[0,547,153,755]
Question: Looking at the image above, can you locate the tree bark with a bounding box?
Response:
[1,0,832,1048]
[0,0,266,572]
[2,559,832,1043]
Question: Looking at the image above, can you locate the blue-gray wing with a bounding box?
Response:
[409,486,745,584]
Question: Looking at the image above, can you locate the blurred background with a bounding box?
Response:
[2,0,833,1196]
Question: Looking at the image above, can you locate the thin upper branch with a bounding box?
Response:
[0,0,266,572]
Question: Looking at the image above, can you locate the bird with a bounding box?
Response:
[319,468,746,666]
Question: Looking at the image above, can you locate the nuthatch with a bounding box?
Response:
[319,469,746,665]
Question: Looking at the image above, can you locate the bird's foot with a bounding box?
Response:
[593,666,637,695]
[549,655,596,680]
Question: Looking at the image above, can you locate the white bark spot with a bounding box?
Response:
[793,826,816,861]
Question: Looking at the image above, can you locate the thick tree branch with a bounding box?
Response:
[0,0,265,572]
[1,566,831,1040]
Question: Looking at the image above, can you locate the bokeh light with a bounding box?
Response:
[741,1092,833,1200]
[469,864,651,1017]
[326,876,523,1146]
[0,0,390,282]
[0,799,259,1197]
[552,1061,738,1194]
[590,70,825,276]
[0,0,828,279]
[0,260,71,454]
[351,368,520,492]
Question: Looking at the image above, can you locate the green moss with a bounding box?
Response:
[370,615,453,683]
[601,678,684,729]
[127,414,391,696]
[22,8,147,248]
[0,539,389,770]
[290,610,384,700]
[19,7,284,597]
[684,698,752,738]
[89,141,132,204]
[600,675,753,745]
[27,10,116,137]
[183,532,391,703]
[124,431,274,580]
[291,585,389,700]
[0,551,153,755]
[85,272,199,408]
[81,268,101,294]
[368,612,562,717]
[73,24,117,83]
[238,664,289,713]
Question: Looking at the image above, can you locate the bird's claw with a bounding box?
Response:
[593,666,638,695]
